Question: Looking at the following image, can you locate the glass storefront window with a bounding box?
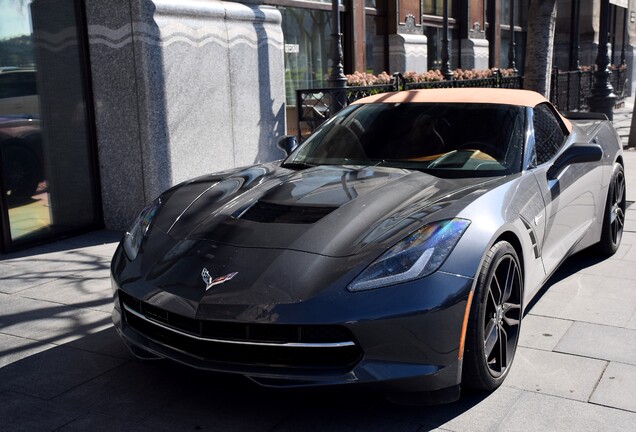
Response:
[365,14,387,74]
[425,26,457,71]
[422,0,444,16]
[279,7,333,106]
[0,0,101,250]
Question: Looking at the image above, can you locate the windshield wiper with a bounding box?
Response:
[280,161,315,170]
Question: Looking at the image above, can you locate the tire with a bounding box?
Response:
[463,240,522,390]
[597,163,626,256]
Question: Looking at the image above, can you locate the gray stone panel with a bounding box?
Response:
[226,4,286,166]
[85,0,146,230]
[86,1,286,229]
[503,347,607,401]
[529,273,636,327]
[555,321,636,365]
[389,34,427,73]
[498,392,636,431]
[460,38,489,70]
[518,314,573,351]
[590,361,636,412]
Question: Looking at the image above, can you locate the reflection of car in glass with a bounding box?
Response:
[0,117,44,204]
[111,89,625,404]
[0,68,39,118]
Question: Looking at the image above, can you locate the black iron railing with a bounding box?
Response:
[549,66,627,111]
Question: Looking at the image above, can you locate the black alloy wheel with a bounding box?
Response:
[463,240,522,390]
[598,163,626,255]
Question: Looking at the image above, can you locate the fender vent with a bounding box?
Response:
[240,201,337,224]
[520,216,540,258]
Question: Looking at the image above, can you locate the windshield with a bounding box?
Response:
[285,102,526,177]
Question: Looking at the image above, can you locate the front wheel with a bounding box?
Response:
[597,163,626,256]
[463,240,522,390]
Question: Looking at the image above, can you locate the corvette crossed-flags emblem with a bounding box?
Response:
[201,268,238,291]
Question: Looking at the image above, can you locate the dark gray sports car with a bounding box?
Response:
[111,88,625,403]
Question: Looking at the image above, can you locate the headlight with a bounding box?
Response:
[348,218,471,292]
[122,197,162,261]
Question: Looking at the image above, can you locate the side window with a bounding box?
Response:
[533,103,567,165]
[0,74,20,98]
[17,72,37,97]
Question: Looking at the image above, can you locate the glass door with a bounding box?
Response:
[0,0,101,251]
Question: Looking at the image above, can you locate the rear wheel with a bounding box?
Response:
[463,240,522,390]
[597,163,626,255]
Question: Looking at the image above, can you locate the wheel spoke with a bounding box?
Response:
[499,326,508,370]
[492,272,503,305]
[502,258,515,304]
[502,302,521,326]
[484,318,498,358]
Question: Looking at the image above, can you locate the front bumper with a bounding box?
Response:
[111,269,474,394]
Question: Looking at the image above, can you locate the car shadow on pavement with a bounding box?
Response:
[0,324,502,431]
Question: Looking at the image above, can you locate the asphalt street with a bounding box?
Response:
[2,117,636,431]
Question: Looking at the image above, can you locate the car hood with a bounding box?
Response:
[155,163,501,258]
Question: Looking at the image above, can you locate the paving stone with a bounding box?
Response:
[0,252,111,294]
[64,326,132,360]
[0,293,112,345]
[0,264,58,294]
[555,322,636,365]
[0,391,74,432]
[618,230,636,246]
[0,333,57,368]
[628,311,636,330]
[0,345,125,399]
[18,274,113,313]
[503,347,607,402]
[612,243,636,261]
[529,273,636,327]
[497,391,636,431]
[50,361,191,423]
[590,361,636,412]
[518,315,573,351]
[57,414,155,432]
[140,370,304,432]
[435,387,524,432]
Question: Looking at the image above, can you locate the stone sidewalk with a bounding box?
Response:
[2,158,636,431]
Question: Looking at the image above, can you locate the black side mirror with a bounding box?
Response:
[547,143,603,180]
[277,135,299,156]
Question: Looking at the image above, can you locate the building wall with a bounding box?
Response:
[85,0,286,230]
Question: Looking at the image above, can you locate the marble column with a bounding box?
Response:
[85,0,286,230]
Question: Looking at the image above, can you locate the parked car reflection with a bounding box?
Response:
[0,116,45,205]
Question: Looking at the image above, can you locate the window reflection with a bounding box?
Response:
[0,0,49,242]
[279,7,333,106]
[0,0,100,249]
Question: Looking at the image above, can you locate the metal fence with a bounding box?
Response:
[296,68,626,139]
[549,66,627,112]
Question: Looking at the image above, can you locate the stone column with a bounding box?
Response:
[388,34,427,73]
[461,24,489,70]
[85,0,286,230]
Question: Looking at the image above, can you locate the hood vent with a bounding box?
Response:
[240,201,337,224]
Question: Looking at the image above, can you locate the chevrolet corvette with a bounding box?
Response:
[111,88,625,403]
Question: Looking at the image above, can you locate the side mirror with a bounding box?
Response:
[277,135,299,156]
[547,143,603,180]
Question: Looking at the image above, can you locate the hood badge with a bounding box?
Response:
[201,268,238,291]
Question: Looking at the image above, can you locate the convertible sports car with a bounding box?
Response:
[111,88,625,403]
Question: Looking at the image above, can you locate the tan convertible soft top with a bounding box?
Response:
[353,88,572,131]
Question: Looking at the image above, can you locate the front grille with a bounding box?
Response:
[240,201,337,224]
[119,290,361,370]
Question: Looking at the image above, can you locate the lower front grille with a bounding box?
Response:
[120,291,362,370]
